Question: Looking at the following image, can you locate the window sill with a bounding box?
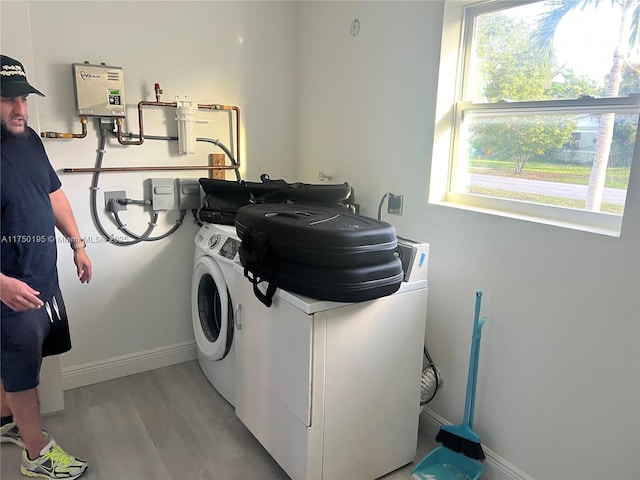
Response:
[433,192,623,237]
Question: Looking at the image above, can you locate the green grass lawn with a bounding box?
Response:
[466,157,628,214]
[469,158,630,189]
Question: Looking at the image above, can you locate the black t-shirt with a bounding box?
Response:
[1,125,62,315]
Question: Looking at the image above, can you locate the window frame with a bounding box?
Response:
[430,0,640,237]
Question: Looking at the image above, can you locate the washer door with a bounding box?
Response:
[192,256,234,361]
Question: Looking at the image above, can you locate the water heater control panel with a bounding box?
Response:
[72,63,125,118]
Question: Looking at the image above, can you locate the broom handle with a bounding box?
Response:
[463,291,487,428]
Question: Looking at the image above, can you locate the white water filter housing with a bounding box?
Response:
[176,95,198,154]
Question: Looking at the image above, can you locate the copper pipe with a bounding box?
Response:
[116,100,177,146]
[62,165,240,173]
[115,97,241,168]
[41,117,88,139]
[198,104,240,167]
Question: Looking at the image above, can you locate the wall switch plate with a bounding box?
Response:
[388,193,403,216]
[104,191,127,212]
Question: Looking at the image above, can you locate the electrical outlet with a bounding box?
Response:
[388,193,403,216]
[104,191,127,212]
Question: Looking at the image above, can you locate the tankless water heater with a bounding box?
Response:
[72,63,125,118]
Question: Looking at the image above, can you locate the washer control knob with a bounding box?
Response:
[208,233,221,249]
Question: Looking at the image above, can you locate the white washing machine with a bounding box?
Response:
[233,242,430,480]
[191,223,241,406]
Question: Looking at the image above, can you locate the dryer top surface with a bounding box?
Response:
[233,263,426,315]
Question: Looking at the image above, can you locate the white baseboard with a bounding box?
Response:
[420,408,534,480]
[61,341,198,391]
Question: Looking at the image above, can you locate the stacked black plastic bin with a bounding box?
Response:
[234,203,403,307]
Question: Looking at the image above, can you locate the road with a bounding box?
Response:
[470,174,627,205]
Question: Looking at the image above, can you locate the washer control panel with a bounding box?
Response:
[195,224,241,262]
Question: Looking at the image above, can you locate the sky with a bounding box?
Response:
[508,1,639,86]
[553,3,627,83]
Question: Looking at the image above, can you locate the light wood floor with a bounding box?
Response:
[1,360,436,480]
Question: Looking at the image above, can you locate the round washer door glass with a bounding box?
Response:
[192,257,233,360]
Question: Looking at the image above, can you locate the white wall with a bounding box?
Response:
[296,2,639,480]
[1,1,298,382]
[3,1,639,479]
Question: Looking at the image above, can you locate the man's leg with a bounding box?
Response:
[6,384,88,480]
[1,381,12,418]
[5,388,47,459]
[1,309,49,457]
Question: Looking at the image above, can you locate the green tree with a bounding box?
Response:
[470,13,575,174]
[549,67,599,99]
[610,114,638,166]
[475,14,550,102]
[470,116,574,174]
[534,0,640,211]
[617,64,640,96]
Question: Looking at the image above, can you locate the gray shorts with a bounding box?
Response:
[1,288,70,392]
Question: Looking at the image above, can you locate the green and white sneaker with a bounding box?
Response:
[0,422,49,449]
[1,421,25,447]
[20,438,88,480]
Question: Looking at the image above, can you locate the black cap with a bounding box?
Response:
[1,55,45,98]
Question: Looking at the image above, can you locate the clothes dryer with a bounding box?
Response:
[233,244,430,480]
[191,223,241,406]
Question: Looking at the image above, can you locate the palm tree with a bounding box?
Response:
[534,0,640,211]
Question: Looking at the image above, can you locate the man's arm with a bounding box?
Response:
[49,188,92,283]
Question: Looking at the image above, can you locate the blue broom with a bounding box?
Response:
[435,290,488,461]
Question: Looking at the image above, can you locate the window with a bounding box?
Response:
[431,0,640,236]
